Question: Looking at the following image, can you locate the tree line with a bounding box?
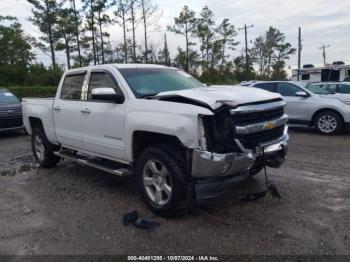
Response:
[0,1,296,86]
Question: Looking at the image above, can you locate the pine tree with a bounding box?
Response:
[195,6,215,70]
[0,16,35,85]
[158,34,171,66]
[167,6,197,72]
[55,7,77,69]
[70,0,82,66]
[27,0,60,67]
[140,0,160,63]
[217,18,239,66]
[95,0,111,64]
[82,0,98,65]
[251,26,296,79]
[114,0,132,63]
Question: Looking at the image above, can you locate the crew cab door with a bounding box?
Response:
[53,72,86,149]
[276,82,311,122]
[81,70,126,160]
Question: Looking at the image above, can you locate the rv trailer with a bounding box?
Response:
[292,62,350,83]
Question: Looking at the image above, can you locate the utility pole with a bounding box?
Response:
[239,24,254,81]
[297,27,302,81]
[319,44,330,66]
[90,0,97,65]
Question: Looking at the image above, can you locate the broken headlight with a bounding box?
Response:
[198,115,208,151]
[201,110,239,154]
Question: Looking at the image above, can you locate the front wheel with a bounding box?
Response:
[249,165,263,177]
[135,144,194,217]
[31,128,60,168]
[314,111,343,135]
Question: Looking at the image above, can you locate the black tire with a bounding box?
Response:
[249,165,263,177]
[135,143,194,217]
[31,128,60,168]
[23,127,29,136]
[314,111,343,135]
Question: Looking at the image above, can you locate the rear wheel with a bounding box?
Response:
[135,144,194,217]
[31,128,60,168]
[314,111,343,135]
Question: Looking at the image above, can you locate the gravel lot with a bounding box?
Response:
[0,129,349,255]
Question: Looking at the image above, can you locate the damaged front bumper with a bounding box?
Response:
[192,126,289,199]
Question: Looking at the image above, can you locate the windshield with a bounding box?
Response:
[305,84,332,95]
[0,90,19,103]
[118,68,205,98]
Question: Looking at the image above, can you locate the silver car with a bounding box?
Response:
[242,81,350,135]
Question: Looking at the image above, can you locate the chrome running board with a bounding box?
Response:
[54,150,132,177]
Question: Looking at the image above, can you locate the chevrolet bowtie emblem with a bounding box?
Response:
[265,121,276,130]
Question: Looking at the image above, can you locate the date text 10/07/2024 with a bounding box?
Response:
[127,256,220,261]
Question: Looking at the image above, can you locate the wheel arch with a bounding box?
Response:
[311,108,345,127]
[29,117,44,132]
[132,131,187,162]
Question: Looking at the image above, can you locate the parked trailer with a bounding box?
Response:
[292,64,350,83]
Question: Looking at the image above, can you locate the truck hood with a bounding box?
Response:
[155,85,282,110]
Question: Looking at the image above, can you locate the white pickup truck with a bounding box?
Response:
[23,64,289,216]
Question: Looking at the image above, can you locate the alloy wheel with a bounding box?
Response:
[143,159,172,206]
[317,115,337,134]
[34,135,45,162]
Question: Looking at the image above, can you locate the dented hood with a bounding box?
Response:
[155,85,282,110]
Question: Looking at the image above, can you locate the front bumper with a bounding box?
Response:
[0,125,24,132]
[0,115,23,132]
[192,126,289,199]
[192,126,289,179]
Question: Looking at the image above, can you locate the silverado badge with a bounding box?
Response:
[264,121,276,130]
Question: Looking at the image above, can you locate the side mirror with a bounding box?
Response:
[91,87,124,103]
[295,91,309,98]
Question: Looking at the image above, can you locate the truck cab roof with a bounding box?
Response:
[65,63,171,73]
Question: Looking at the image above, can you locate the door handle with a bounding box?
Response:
[54,106,61,111]
[81,108,91,114]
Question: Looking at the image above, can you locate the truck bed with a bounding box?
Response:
[22,97,58,143]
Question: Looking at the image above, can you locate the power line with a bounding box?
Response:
[319,44,330,66]
[239,24,254,81]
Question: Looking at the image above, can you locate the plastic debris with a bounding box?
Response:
[122,210,160,232]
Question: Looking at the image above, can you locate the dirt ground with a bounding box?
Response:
[0,128,349,255]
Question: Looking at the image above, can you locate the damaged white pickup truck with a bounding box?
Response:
[22,64,288,216]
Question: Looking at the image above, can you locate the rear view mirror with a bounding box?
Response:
[91,87,124,103]
[295,91,309,98]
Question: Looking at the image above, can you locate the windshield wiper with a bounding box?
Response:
[139,93,159,99]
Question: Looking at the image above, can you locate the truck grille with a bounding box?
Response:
[233,104,286,150]
[236,125,285,149]
[0,106,23,129]
[232,107,284,126]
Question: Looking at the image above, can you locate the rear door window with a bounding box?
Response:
[326,84,337,93]
[60,73,86,100]
[254,83,277,93]
[339,84,350,94]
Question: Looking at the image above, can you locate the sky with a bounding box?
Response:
[1,0,350,69]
